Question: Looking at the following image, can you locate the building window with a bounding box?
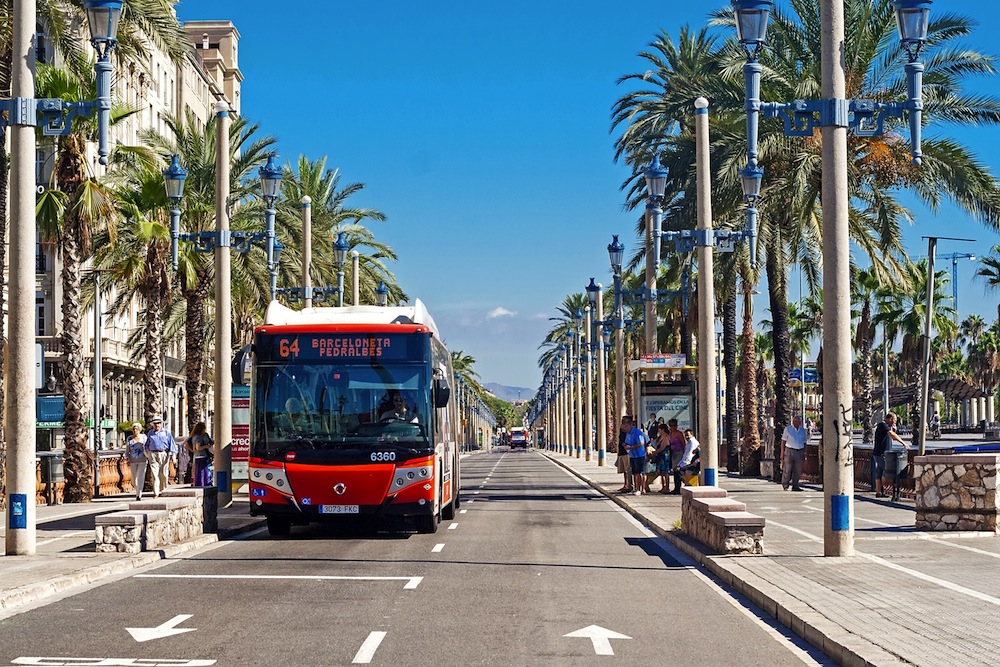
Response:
[35,24,47,64]
[36,292,45,336]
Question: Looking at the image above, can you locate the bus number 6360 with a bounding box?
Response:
[371,451,396,462]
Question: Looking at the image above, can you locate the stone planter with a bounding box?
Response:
[913,454,999,532]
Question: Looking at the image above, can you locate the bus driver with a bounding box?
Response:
[379,392,418,423]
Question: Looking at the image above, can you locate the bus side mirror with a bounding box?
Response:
[433,378,451,408]
[232,344,253,386]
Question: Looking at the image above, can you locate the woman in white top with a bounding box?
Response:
[671,429,700,494]
[125,422,148,500]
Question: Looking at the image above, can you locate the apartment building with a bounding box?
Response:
[35,16,243,452]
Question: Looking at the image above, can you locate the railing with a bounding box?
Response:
[35,450,181,505]
[794,444,915,500]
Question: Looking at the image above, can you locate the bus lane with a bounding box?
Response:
[0,504,468,666]
[353,449,829,666]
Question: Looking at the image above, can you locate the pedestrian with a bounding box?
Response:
[650,423,672,493]
[620,415,649,496]
[144,416,174,498]
[125,422,147,500]
[665,419,686,492]
[874,412,911,499]
[781,415,810,491]
[673,429,701,492]
[185,421,214,487]
[615,419,632,493]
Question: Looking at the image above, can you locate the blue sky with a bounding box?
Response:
[174,0,1000,392]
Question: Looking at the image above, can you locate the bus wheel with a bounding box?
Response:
[416,512,439,534]
[267,516,291,536]
[441,497,456,521]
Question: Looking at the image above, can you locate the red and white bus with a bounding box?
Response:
[247,300,460,535]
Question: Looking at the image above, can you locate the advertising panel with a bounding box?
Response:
[639,380,696,431]
[232,385,250,481]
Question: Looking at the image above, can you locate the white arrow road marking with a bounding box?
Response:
[352,631,387,664]
[563,625,631,656]
[127,614,196,642]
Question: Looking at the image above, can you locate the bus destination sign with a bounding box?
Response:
[257,333,420,362]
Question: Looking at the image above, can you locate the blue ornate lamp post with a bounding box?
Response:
[334,232,351,307]
[5,0,123,556]
[731,0,931,556]
[587,278,608,466]
[608,236,627,424]
[259,153,283,301]
[376,281,390,307]
[644,155,668,356]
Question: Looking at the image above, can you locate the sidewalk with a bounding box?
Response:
[0,489,265,615]
[545,449,1000,667]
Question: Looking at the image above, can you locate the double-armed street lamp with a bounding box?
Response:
[6,0,123,555]
[731,0,931,556]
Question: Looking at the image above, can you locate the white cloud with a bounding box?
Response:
[487,307,517,319]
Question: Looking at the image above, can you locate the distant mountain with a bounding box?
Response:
[484,382,534,404]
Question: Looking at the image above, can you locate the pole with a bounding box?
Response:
[596,286,607,466]
[574,331,583,457]
[352,250,360,305]
[614,274,625,428]
[820,0,854,556]
[883,328,890,419]
[302,196,312,308]
[94,272,103,496]
[645,205,656,359]
[584,307,594,461]
[716,330,723,449]
[214,102,233,507]
[917,237,937,455]
[6,0,38,555]
[694,96,718,487]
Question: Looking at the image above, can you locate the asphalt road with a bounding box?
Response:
[0,450,830,666]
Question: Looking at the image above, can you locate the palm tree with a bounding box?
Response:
[0,1,190,500]
[975,245,1000,324]
[274,156,401,307]
[35,63,122,503]
[140,110,276,428]
[959,314,987,352]
[852,267,900,443]
[93,165,172,424]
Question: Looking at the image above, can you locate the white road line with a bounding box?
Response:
[448,523,458,530]
[431,543,445,553]
[473,491,480,495]
[352,631,387,664]
[135,574,423,589]
[35,530,91,547]
[766,519,1000,607]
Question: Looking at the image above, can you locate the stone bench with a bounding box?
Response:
[681,486,765,554]
[94,486,218,553]
[984,430,1000,441]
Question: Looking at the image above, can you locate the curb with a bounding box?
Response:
[543,453,900,667]
[0,517,267,615]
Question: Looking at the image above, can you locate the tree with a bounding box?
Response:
[975,245,1000,325]
[141,110,276,427]
[35,64,122,503]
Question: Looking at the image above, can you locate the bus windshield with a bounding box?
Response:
[252,360,431,457]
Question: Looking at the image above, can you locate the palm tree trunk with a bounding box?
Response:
[142,245,169,422]
[184,273,211,431]
[724,288,739,471]
[858,303,875,443]
[741,276,760,474]
[766,243,790,481]
[59,136,94,503]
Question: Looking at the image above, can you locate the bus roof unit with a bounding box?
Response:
[263,299,441,338]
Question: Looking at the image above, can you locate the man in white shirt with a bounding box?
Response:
[781,415,809,492]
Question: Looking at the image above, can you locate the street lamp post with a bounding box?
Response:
[6,0,123,556]
[732,0,931,556]
[572,318,584,458]
[587,279,608,466]
[608,236,626,427]
[302,196,312,308]
[334,232,350,307]
[644,156,668,359]
[214,103,233,507]
[583,305,594,461]
[939,252,976,323]
[352,250,360,305]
